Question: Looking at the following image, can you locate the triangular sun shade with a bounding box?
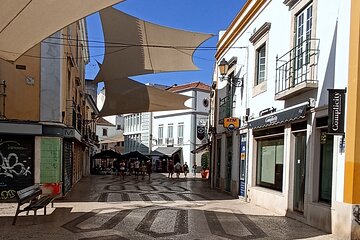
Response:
[98,77,191,116]
[0,0,125,61]
[95,7,213,82]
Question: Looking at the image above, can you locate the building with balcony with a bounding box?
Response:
[211,0,356,238]
[0,19,93,198]
[123,112,151,154]
[152,82,210,168]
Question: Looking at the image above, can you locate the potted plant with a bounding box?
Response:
[200,152,209,178]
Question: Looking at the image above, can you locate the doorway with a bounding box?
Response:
[293,132,306,213]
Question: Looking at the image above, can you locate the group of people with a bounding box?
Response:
[167,161,197,178]
[116,159,153,180]
[95,159,199,180]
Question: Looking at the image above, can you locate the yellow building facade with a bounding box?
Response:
[0,19,97,200]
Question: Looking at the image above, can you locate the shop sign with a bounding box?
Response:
[223,117,240,131]
[328,89,346,135]
[197,126,205,140]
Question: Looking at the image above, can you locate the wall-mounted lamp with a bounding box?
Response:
[218,58,243,87]
[219,58,229,78]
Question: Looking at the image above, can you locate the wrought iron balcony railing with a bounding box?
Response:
[275,39,320,98]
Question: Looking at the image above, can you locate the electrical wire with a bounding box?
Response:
[0,35,243,62]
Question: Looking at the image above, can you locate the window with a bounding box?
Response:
[102,128,108,136]
[295,4,313,70]
[158,125,163,145]
[256,137,284,191]
[136,114,140,131]
[116,125,121,130]
[167,124,174,145]
[319,130,333,203]
[256,44,266,85]
[178,123,184,145]
[249,22,270,96]
[168,124,173,139]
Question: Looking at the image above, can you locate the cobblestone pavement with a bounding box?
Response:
[0,174,339,240]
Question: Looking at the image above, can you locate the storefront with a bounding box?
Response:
[248,102,309,214]
[63,139,73,195]
[0,135,35,201]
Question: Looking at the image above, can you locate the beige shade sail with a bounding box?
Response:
[99,77,191,116]
[94,7,213,82]
[0,0,124,61]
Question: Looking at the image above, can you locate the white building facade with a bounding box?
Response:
[123,112,152,154]
[152,82,210,167]
[211,0,355,238]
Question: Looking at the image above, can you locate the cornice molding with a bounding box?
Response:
[249,22,271,45]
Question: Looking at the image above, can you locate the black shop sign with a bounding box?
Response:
[197,126,205,140]
[328,89,346,135]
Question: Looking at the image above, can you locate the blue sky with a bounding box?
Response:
[85,0,246,89]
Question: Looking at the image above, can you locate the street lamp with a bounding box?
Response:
[218,58,229,78]
[218,57,243,87]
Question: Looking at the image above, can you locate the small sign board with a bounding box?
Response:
[223,117,240,131]
[328,89,346,135]
[197,126,205,140]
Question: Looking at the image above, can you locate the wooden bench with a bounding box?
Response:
[12,185,58,225]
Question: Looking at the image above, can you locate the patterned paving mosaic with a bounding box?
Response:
[0,174,336,240]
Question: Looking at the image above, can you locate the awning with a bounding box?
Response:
[121,151,150,161]
[94,7,213,82]
[248,102,309,129]
[98,77,191,116]
[92,150,122,159]
[191,142,210,154]
[0,0,124,62]
[149,147,182,157]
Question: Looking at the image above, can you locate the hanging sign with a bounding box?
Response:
[223,117,240,131]
[197,126,205,140]
[328,89,346,135]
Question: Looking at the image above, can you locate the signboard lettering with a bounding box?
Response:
[64,129,75,138]
[264,115,278,124]
[328,89,346,135]
[223,117,240,131]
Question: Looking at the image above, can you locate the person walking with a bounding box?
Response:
[183,162,189,178]
[167,160,174,178]
[119,160,126,180]
[134,160,140,179]
[192,163,197,177]
[174,162,182,178]
[140,161,146,180]
[146,160,152,180]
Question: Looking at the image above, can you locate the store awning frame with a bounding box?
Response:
[191,142,210,154]
[248,102,309,130]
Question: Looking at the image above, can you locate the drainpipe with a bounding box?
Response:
[149,112,153,154]
[244,46,250,202]
[191,89,197,168]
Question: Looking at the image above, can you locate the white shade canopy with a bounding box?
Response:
[94,7,213,82]
[99,77,191,117]
[0,0,124,61]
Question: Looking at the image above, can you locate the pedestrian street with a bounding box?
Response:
[0,174,338,239]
